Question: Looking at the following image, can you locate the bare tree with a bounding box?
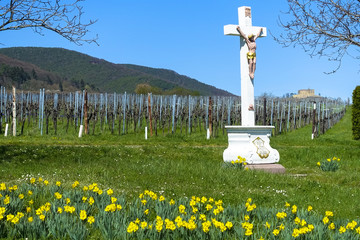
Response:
[275,0,360,72]
[0,0,98,45]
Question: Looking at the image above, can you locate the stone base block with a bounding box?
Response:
[247,164,286,174]
[223,126,280,164]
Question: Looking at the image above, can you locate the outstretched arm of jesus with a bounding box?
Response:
[254,28,263,41]
[236,26,247,39]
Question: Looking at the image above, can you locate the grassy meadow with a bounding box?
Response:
[1,106,359,224]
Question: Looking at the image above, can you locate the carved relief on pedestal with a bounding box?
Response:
[252,137,270,159]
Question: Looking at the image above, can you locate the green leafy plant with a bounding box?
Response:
[352,86,360,140]
[223,156,248,170]
[317,157,340,172]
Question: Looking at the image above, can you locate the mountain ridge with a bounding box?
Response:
[0,47,234,96]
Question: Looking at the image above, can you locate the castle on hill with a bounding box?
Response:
[293,89,322,99]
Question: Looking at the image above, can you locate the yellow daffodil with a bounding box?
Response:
[346,220,357,230]
[141,221,147,229]
[202,221,211,233]
[273,229,280,236]
[127,221,139,233]
[276,212,287,219]
[79,210,87,220]
[308,224,314,231]
[54,192,62,199]
[328,223,335,230]
[105,204,116,212]
[292,228,300,238]
[87,216,95,224]
[325,211,334,217]
[107,189,113,195]
[4,195,10,205]
[72,181,79,188]
[300,219,307,227]
[225,221,233,229]
[179,205,186,214]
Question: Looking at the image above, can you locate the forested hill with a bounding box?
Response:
[0,47,234,96]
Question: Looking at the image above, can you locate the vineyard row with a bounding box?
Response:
[0,87,347,138]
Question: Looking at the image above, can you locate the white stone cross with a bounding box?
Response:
[224,6,267,126]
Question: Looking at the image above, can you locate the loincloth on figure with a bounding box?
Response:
[247,52,256,59]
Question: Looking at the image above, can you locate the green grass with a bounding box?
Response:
[1,107,359,220]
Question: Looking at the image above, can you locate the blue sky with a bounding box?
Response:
[1,0,358,100]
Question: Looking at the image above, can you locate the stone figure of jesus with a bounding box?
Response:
[236,26,263,79]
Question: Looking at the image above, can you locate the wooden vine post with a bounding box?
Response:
[263,97,267,125]
[208,96,212,137]
[12,86,16,136]
[312,102,317,139]
[84,90,88,135]
[148,93,153,136]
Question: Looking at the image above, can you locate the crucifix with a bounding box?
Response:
[224,6,267,127]
[222,6,281,168]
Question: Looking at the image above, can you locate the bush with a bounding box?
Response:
[352,86,360,140]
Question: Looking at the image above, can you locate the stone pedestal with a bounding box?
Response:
[223,126,280,164]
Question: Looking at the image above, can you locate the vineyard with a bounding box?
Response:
[0,87,346,138]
